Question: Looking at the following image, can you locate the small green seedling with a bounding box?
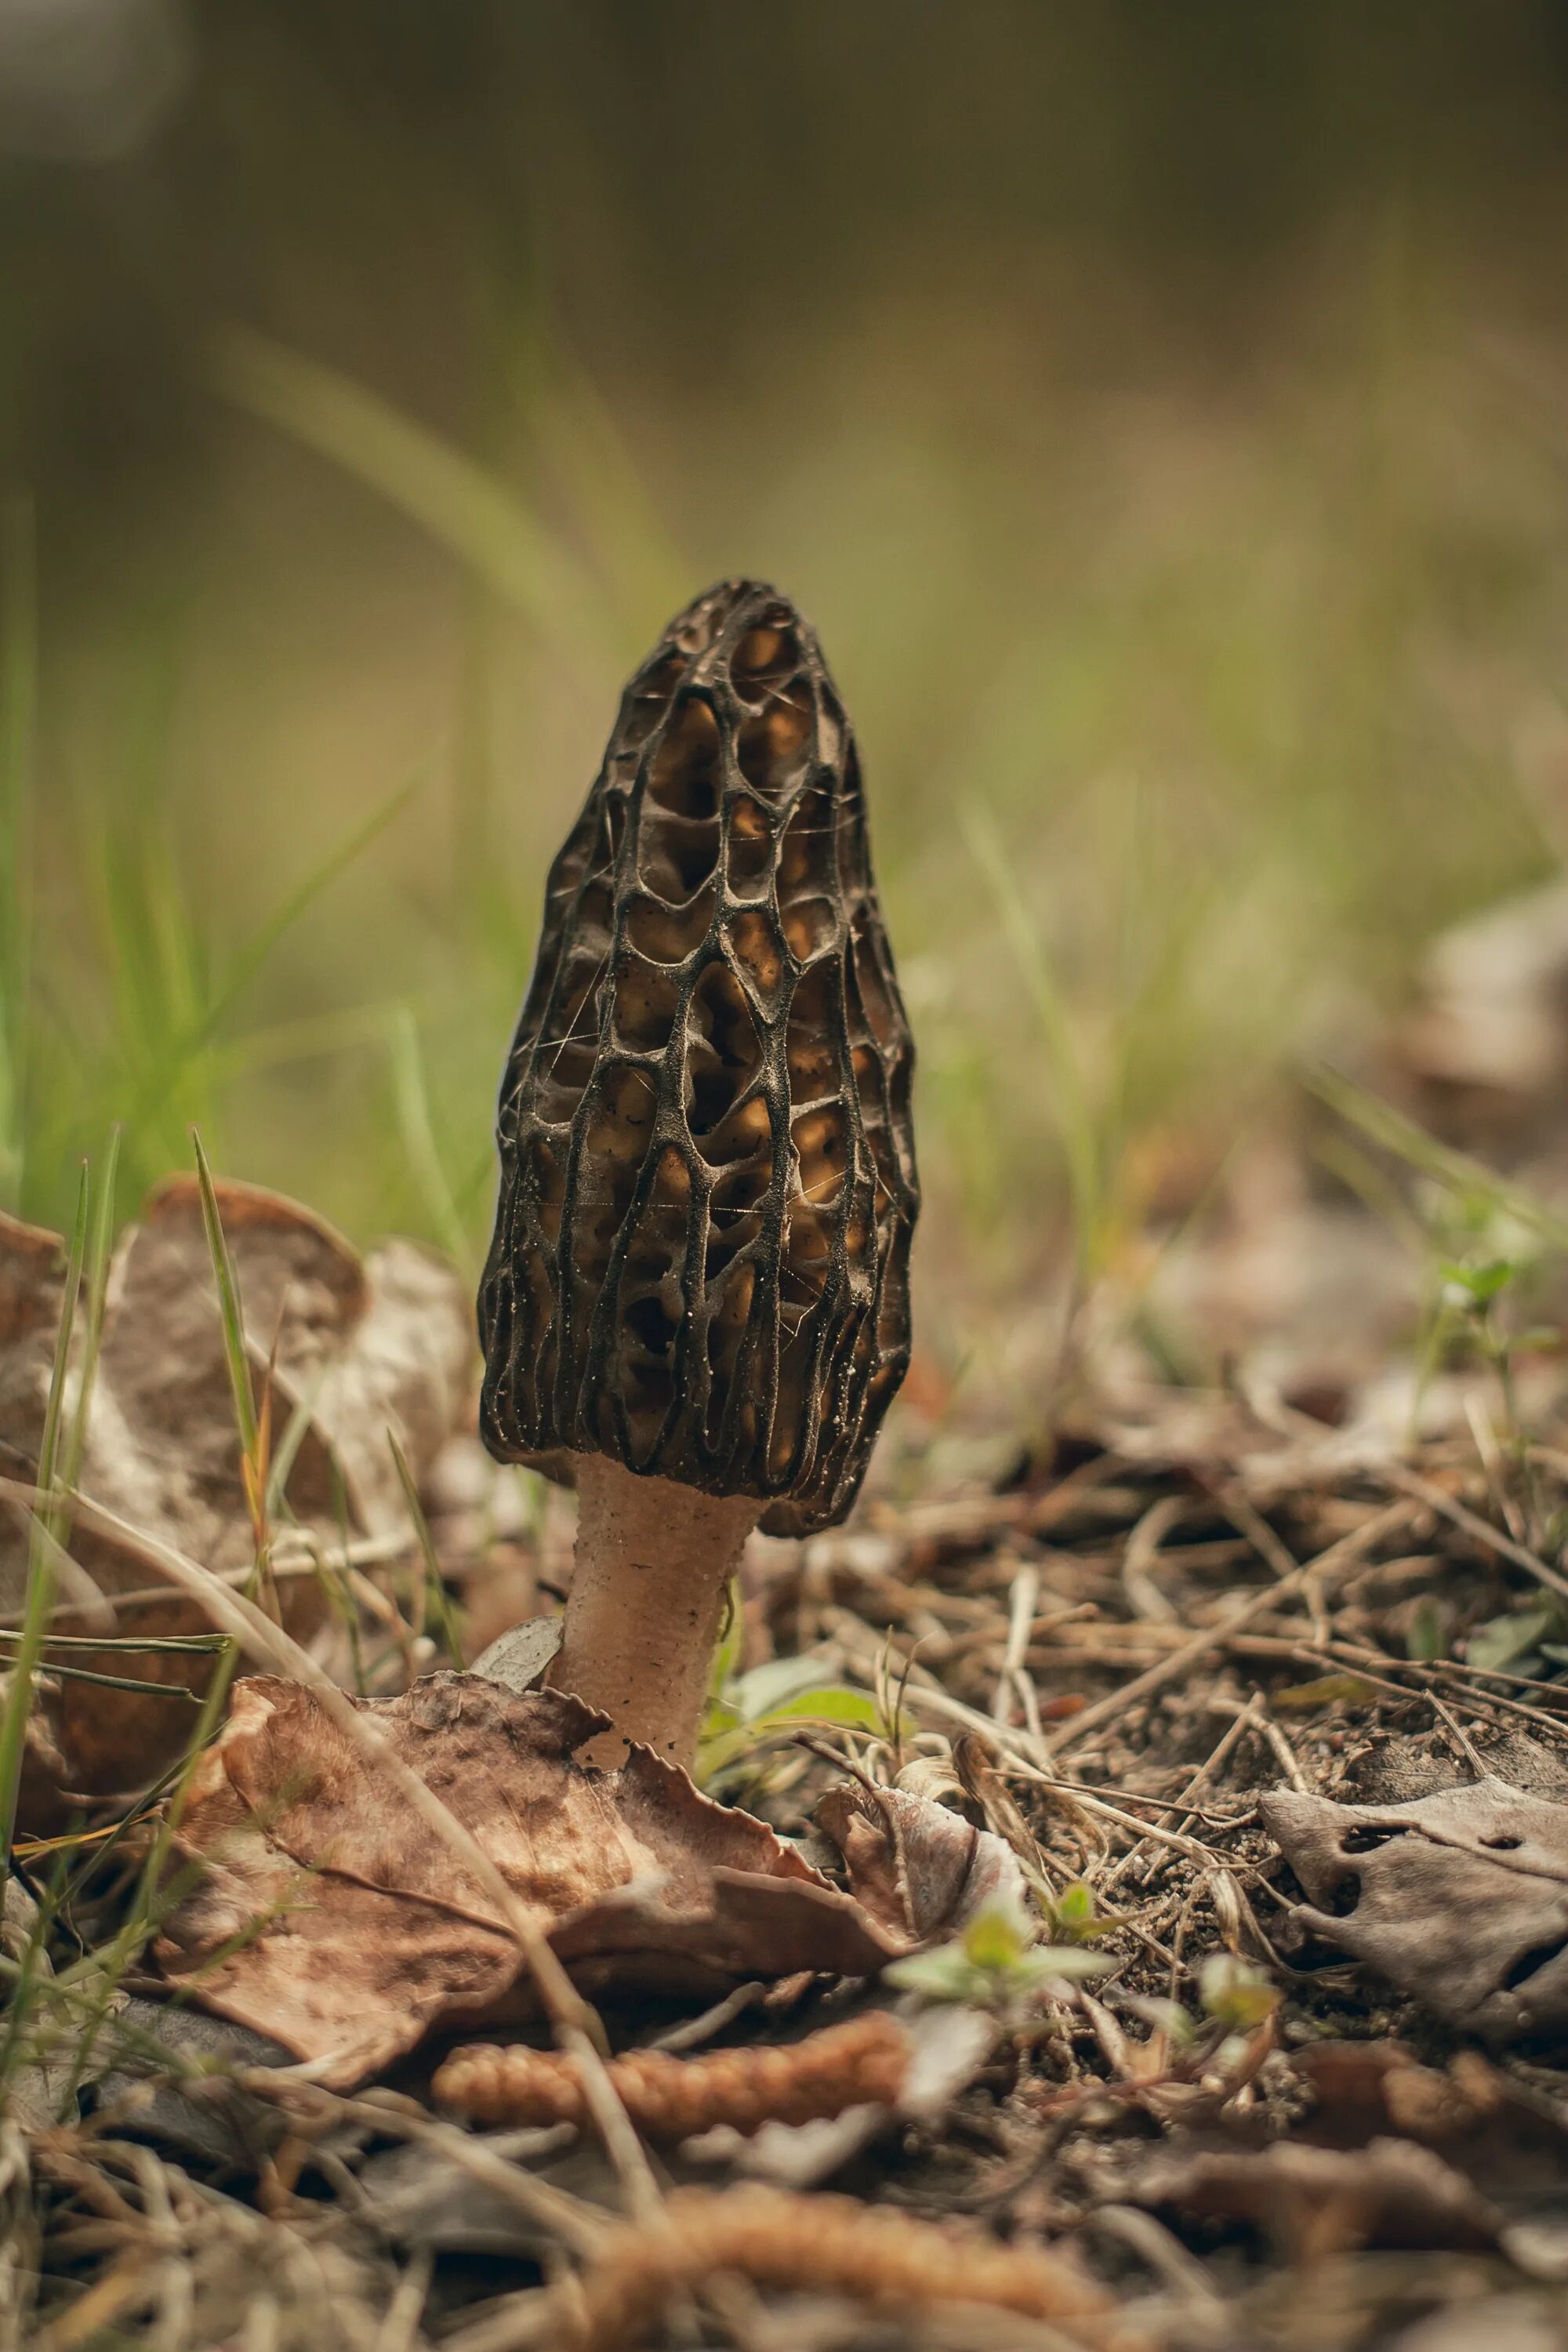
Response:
[1198,1953,1278,2034]
[1120,1993,1198,2051]
[1439,1255,1519,1312]
[884,1890,1110,2011]
[1421,1197,1555,1482]
[1041,1880,1117,1945]
[1405,1595,1452,1666]
[1314,1076,1563,1510]
[1467,1598,1565,1679]
[695,1592,884,1790]
[1122,1958,1277,2066]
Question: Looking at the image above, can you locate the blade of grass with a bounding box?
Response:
[121,772,425,1145]
[387,1004,474,1273]
[209,327,619,657]
[191,1130,260,1465]
[58,1124,120,1502]
[0,1162,89,1900]
[0,1661,203,1701]
[0,1630,226,1653]
[49,1147,299,2091]
[85,792,211,1184]
[0,495,37,1210]
[387,1430,465,1669]
[963,801,1102,1275]
[1312,1063,1568,1247]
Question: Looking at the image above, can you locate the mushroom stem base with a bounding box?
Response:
[550,1455,760,1771]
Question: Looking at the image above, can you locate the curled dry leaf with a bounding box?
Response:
[1130,2038,1568,2282]
[1131,2136,1501,2261]
[88,1997,293,2171]
[1083,2030,1568,2299]
[2,1878,74,2130]
[0,1178,470,1818]
[1397,874,1568,1110]
[154,1674,1021,2087]
[1292,2038,1523,2150]
[1261,1775,1568,2040]
[815,1778,1025,1942]
[1290,2039,1568,2278]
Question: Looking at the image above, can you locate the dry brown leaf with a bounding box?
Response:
[153,1674,1025,2089]
[1128,2038,1568,2282]
[1261,1775,1568,2040]
[1132,2135,1501,2260]
[1398,876,1568,1109]
[1294,2038,1568,2278]
[0,1177,470,1817]
[815,1778,1024,1941]
[154,1675,914,2085]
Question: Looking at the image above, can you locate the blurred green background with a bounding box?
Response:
[6,2,1568,1407]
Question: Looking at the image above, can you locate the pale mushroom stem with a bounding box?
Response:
[549,1453,760,1771]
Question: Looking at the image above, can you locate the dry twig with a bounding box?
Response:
[1380,1461,1568,1605]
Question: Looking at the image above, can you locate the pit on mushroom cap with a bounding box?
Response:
[478,579,918,1766]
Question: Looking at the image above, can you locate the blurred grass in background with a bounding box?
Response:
[5,1,1568,1412]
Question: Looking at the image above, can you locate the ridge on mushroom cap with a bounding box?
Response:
[478,580,918,1537]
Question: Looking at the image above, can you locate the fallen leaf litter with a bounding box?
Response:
[152,1674,1012,2082]
[0,1174,470,1820]
[15,1357,1568,2348]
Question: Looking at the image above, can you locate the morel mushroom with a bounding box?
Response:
[479,580,917,1765]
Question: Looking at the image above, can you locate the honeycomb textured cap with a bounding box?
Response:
[478,579,919,1536]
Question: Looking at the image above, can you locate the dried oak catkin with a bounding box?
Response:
[432,2011,909,2135]
[546,2186,1143,2352]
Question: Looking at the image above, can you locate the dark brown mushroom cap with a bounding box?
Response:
[478,580,918,1537]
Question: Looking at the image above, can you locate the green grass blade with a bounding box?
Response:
[0,1660,202,1700]
[963,802,1102,1272]
[0,1629,226,1654]
[0,1163,89,1893]
[191,1130,260,1463]
[0,495,37,1210]
[20,1165,86,1569]
[387,1429,464,1669]
[1312,1065,1568,1248]
[120,772,424,1145]
[59,1125,121,1501]
[209,326,618,656]
[387,1005,474,1274]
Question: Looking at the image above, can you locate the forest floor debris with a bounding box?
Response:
[13,1192,1568,2343]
